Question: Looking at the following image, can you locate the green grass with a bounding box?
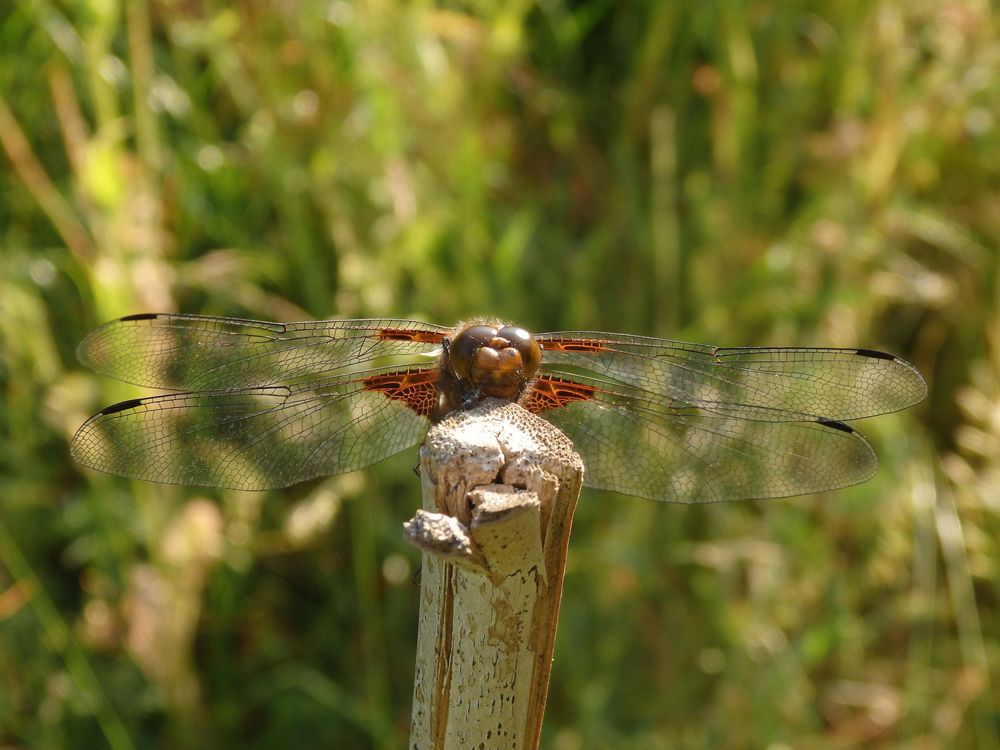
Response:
[1,1,998,748]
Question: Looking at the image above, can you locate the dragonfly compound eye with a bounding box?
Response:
[449,325,498,381]
[497,326,541,379]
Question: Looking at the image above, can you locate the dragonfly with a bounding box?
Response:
[70,314,927,503]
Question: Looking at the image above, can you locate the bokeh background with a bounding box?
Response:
[1,1,998,748]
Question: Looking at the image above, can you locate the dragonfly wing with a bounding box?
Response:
[525,374,876,503]
[537,333,927,421]
[70,366,437,490]
[79,314,449,390]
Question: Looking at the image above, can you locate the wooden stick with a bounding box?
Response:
[405,399,584,750]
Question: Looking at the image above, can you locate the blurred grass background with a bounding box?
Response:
[0,0,997,748]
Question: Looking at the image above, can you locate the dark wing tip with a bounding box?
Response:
[816,418,856,434]
[119,313,160,322]
[854,348,895,361]
[98,398,145,416]
[97,398,143,417]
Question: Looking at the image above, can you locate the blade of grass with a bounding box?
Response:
[0,517,134,750]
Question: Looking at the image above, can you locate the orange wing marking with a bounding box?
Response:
[376,328,447,344]
[541,337,611,353]
[523,375,597,414]
[362,368,439,417]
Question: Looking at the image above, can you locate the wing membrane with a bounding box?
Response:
[537,333,926,421]
[79,314,448,390]
[70,366,435,490]
[529,373,876,503]
[73,315,923,500]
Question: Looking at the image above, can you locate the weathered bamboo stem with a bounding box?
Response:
[405,399,584,750]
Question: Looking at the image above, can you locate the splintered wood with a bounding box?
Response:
[405,399,584,750]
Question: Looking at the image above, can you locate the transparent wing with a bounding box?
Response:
[537,333,927,421]
[70,366,436,490]
[527,374,877,503]
[78,313,449,390]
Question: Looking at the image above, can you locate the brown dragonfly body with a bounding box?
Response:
[71,314,926,502]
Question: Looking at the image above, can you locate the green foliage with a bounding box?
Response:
[1,1,998,748]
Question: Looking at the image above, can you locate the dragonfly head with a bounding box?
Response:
[447,324,541,401]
